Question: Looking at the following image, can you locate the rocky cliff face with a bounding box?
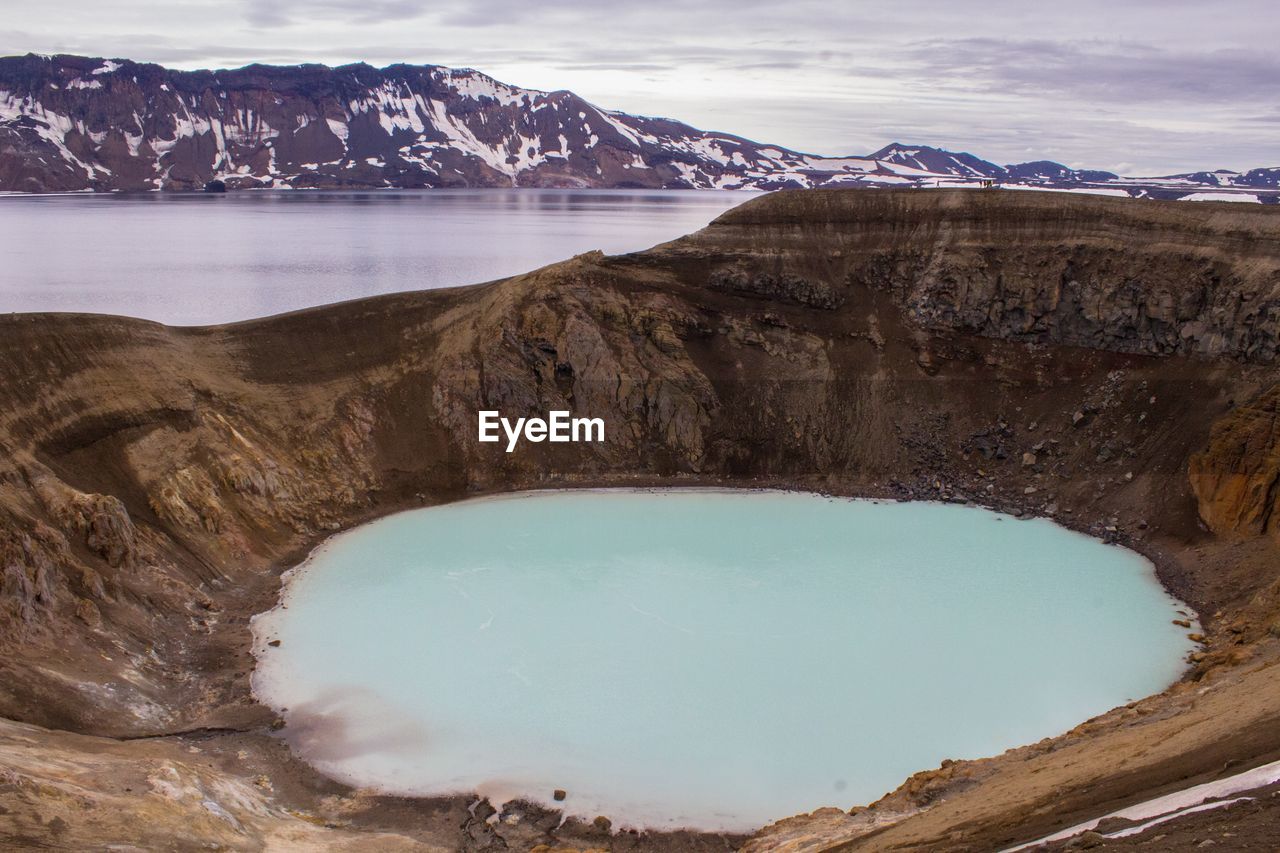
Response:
[682,190,1280,361]
[2,53,1277,199]
[2,189,1280,851]
[1190,384,1280,540]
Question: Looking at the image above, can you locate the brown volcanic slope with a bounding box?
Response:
[2,189,1280,850]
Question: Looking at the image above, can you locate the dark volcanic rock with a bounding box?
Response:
[692,189,1280,362]
[708,267,844,309]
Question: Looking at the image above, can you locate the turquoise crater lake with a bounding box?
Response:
[251,490,1195,832]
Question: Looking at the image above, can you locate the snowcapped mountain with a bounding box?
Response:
[0,53,1275,201]
[864,143,1008,179]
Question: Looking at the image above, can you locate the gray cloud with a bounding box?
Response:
[899,38,1280,104]
[243,0,433,28]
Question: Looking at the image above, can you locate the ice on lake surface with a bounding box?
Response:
[0,189,749,325]
[252,489,1195,832]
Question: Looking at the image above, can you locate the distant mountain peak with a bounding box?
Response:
[0,53,1273,202]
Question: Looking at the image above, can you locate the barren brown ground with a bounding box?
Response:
[2,189,1280,850]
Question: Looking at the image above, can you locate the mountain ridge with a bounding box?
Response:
[0,52,1276,200]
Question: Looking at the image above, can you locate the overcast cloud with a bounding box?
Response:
[2,0,1277,173]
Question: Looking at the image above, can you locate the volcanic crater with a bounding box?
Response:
[3,189,1280,851]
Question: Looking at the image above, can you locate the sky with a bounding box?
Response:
[2,0,1277,174]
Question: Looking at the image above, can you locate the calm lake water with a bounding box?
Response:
[0,189,750,325]
[252,489,1194,832]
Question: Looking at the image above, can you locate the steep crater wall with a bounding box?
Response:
[2,190,1280,851]
[669,189,1280,361]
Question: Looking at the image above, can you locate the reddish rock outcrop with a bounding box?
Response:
[1190,383,1280,539]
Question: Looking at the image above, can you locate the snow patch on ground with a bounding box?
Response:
[1001,185,1133,198]
[325,118,350,143]
[1004,758,1280,850]
[1181,191,1261,203]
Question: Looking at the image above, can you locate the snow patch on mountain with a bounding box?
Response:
[0,53,1274,201]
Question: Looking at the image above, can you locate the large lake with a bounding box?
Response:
[0,189,749,325]
[252,489,1195,832]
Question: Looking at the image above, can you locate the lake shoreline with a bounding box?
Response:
[246,487,1197,834]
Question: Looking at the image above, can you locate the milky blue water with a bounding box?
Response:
[251,489,1195,832]
[0,188,748,325]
